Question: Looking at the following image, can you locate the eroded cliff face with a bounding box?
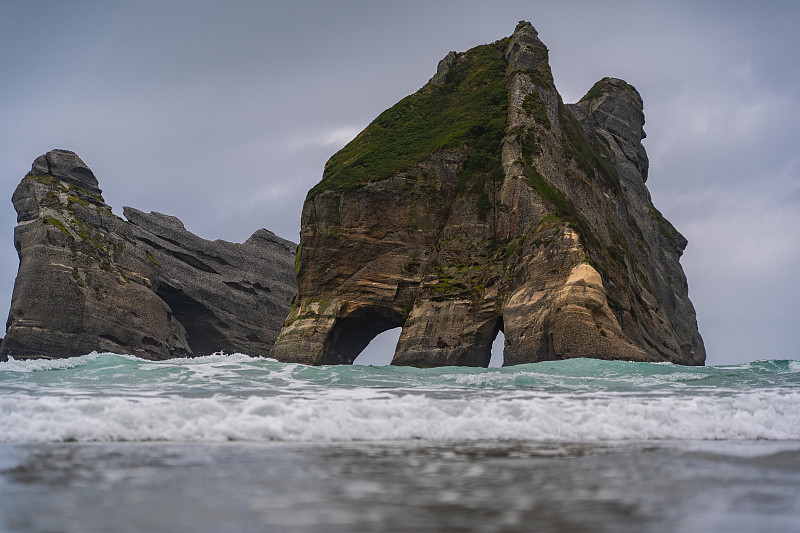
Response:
[124,207,297,357]
[272,21,705,367]
[1,149,296,360]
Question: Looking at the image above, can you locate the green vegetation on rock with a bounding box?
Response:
[520,127,542,164]
[310,38,510,197]
[558,104,621,192]
[41,215,70,237]
[294,244,302,276]
[522,91,550,127]
[649,202,685,244]
[524,166,597,247]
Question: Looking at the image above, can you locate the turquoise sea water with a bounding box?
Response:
[1,354,799,532]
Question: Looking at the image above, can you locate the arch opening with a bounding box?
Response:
[321,311,404,365]
[487,316,505,368]
[353,327,401,366]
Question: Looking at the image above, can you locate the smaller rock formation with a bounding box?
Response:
[1,149,296,360]
[124,208,296,356]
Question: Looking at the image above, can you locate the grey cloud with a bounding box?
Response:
[1,0,798,364]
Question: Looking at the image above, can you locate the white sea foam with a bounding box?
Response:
[2,351,109,372]
[3,354,799,443]
[1,389,798,443]
[137,352,273,369]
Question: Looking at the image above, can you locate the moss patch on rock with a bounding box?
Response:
[649,202,686,244]
[41,215,70,237]
[522,91,550,127]
[558,104,621,193]
[310,38,510,197]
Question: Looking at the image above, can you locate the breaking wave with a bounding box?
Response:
[1,353,799,443]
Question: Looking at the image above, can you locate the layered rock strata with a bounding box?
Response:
[272,21,705,366]
[1,149,296,360]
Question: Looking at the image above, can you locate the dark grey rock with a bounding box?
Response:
[0,150,297,361]
[30,149,102,197]
[124,207,296,356]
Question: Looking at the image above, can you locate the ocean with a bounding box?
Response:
[1,353,799,532]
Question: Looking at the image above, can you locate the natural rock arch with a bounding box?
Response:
[321,309,405,365]
[270,21,705,367]
[317,308,504,368]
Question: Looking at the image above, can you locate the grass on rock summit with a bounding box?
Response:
[309,38,510,198]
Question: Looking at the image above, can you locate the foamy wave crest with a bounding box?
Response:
[1,351,114,372]
[137,352,276,367]
[2,390,799,443]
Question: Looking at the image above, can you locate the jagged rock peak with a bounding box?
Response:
[570,76,649,177]
[506,20,554,90]
[579,77,643,110]
[245,228,298,252]
[29,149,102,198]
[430,51,457,86]
[123,207,188,234]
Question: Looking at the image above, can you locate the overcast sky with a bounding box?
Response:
[1,1,798,365]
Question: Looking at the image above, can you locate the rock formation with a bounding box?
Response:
[272,21,705,367]
[0,149,296,360]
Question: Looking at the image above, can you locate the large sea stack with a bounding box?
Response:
[272,21,705,366]
[1,149,296,360]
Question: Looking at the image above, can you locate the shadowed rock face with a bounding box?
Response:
[124,207,297,357]
[272,21,705,367]
[0,150,296,360]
